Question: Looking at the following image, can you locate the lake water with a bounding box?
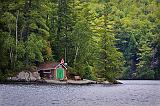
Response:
[0,80,160,106]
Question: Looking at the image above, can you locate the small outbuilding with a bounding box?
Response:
[38,59,67,80]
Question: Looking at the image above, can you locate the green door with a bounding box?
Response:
[56,68,64,79]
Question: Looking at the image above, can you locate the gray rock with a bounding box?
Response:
[11,77,18,81]
[17,71,25,80]
[16,71,40,81]
[28,72,36,81]
[32,72,41,80]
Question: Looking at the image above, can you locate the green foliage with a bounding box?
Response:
[0,0,53,73]
[137,69,155,80]
[14,61,25,71]
[0,0,159,80]
[0,31,9,69]
[82,65,97,80]
[1,12,16,31]
[114,0,160,79]
[119,67,131,79]
[25,34,44,63]
[93,1,125,80]
[16,41,25,59]
[0,72,7,81]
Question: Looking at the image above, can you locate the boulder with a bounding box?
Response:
[11,77,18,81]
[32,72,41,80]
[16,71,40,81]
[17,71,28,81]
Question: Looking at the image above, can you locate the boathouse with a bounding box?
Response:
[38,59,67,80]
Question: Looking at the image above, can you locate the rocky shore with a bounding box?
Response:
[0,71,122,85]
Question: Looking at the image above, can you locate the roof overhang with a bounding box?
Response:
[38,68,54,71]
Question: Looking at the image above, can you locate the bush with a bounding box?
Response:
[154,69,160,80]
[67,65,97,80]
[82,65,97,80]
[118,67,130,79]
[14,61,25,71]
[0,72,6,81]
[67,66,78,79]
[136,69,155,80]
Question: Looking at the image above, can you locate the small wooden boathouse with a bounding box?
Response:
[38,59,67,80]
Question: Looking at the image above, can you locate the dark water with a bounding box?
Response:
[0,80,160,106]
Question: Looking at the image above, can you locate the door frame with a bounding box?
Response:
[56,68,64,79]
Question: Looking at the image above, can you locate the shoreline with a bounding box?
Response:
[0,79,123,85]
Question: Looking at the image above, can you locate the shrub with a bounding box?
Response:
[136,69,155,80]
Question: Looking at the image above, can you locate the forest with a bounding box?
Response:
[0,0,160,81]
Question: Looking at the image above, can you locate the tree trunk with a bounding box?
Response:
[8,25,14,69]
[103,14,108,71]
[9,47,13,69]
[15,10,19,63]
[74,46,79,67]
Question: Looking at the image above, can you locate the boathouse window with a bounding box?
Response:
[43,70,51,73]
